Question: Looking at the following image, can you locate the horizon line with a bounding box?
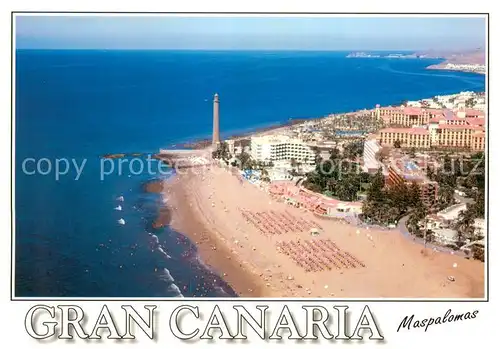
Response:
[14,48,482,52]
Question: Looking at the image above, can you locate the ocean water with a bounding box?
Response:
[14,50,485,297]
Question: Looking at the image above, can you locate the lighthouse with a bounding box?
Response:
[212,93,220,147]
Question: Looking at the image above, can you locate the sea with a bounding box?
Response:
[14,50,485,297]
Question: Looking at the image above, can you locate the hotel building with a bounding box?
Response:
[378,127,431,148]
[385,157,439,207]
[250,135,316,166]
[372,105,444,126]
[362,138,383,173]
[377,108,485,151]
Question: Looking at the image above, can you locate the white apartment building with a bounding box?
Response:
[362,139,383,173]
[250,135,316,166]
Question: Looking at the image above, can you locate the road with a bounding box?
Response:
[396,211,465,256]
[354,192,474,256]
[454,192,474,205]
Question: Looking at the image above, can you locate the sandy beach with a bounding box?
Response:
[157,163,484,298]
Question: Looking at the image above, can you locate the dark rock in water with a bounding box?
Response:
[144,180,164,194]
[153,207,172,228]
[102,153,126,159]
[102,152,145,159]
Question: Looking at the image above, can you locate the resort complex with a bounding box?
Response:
[155,90,485,299]
[376,106,485,150]
[209,91,486,260]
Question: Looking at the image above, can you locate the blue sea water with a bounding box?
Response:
[14,50,485,297]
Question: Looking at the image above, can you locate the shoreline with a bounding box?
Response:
[145,175,265,297]
[146,164,484,298]
[144,180,172,229]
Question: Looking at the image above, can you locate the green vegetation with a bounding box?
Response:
[465,97,477,108]
[212,141,231,164]
[343,140,364,160]
[471,244,485,262]
[302,146,370,202]
[427,152,485,215]
[320,113,385,141]
[463,152,486,218]
[453,204,484,261]
[406,203,434,244]
[454,207,476,249]
[427,151,485,260]
[362,170,426,227]
[454,151,485,260]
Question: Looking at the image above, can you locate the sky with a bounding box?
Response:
[15,16,486,51]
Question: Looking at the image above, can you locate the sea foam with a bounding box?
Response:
[167,283,184,297]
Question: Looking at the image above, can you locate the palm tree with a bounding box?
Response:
[426,165,435,181]
[407,212,420,235]
[367,169,385,203]
[236,151,251,169]
[408,182,422,209]
[438,184,455,208]
[326,178,337,193]
[471,244,485,262]
[329,148,340,161]
[388,183,409,214]
[261,168,270,182]
[454,206,477,248]
[423,229,434,245]
[385,206,400,225]
[473,190,485,218]
[407,204,428,242]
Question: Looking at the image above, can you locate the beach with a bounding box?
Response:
[154,162,485,298]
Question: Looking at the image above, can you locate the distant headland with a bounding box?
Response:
[346,52,423,59]
[347,48,486,74]
[422,48,486,74]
